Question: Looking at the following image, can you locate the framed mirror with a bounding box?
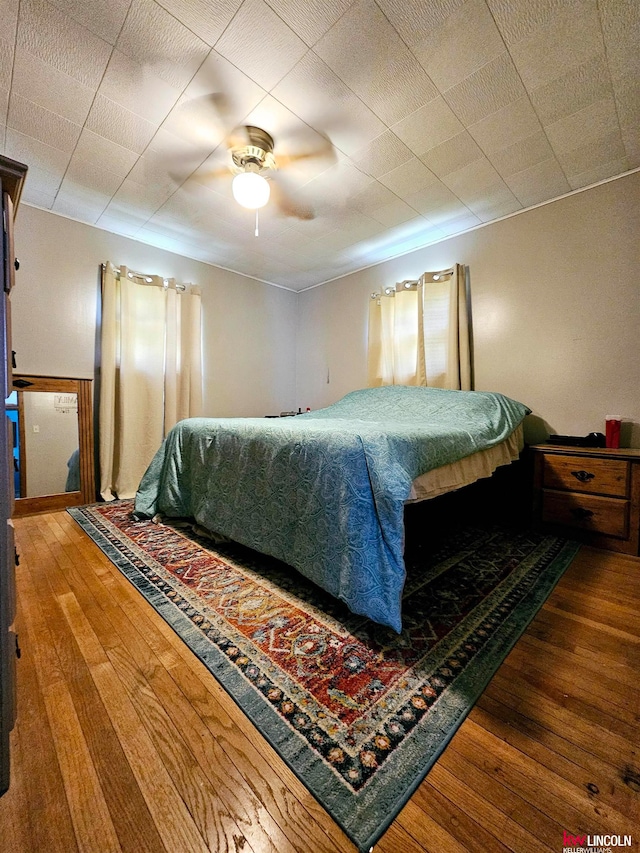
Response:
[8,375,95,516]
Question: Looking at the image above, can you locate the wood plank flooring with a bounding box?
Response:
[1,511,638,852]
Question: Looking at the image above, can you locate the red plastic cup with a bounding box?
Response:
[605,416,621,449]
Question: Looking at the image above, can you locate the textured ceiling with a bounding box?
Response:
[2,0,638,291]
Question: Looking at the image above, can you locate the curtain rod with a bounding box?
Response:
[103,263,187,291]
[370,268,455,299]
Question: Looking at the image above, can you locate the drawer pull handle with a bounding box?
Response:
[571,470,595,482]
[570,507,594,520]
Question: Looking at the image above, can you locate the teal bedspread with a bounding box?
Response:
[134,386,529,632]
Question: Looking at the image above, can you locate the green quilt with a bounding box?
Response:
[134,386,529,631]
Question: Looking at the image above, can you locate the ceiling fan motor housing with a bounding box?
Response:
[231,126,277,174]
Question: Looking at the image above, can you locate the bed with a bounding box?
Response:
[134,386,530,632]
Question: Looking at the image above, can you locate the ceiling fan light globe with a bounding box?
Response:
[232,172,270,209]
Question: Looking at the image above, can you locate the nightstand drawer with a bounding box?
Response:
[542,455,629,497]
[542,490,629,538]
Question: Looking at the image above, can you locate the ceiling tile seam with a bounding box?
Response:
[205,0,246,51]
[327,0,443,130]
[152,0,229,49]
[46,0,135,46]
[295,166,640,293]
[594,0,630,165]
[263,0,357,49]
[41,0,135,211]
[481,0,606,191]
[359,3,552,202]
[5,0,19,127]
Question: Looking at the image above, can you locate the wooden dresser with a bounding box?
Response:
[532,444,640,556]
[0,155,27,796]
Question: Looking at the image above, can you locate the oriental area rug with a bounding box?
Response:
[69,500,579,852]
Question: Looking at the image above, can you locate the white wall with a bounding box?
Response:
[296,172,640,447]
[11,173,640,447]
[11,206,298,417]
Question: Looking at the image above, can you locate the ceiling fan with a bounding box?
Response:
[199,121,336,225]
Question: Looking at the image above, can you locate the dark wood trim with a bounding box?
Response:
[0,156,27,211]
[16,391,26,502]
[10,376,95,517]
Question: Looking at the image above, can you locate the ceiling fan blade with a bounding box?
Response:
[270,176,315,221]
[276,135,336,170]
[197,165,232,181]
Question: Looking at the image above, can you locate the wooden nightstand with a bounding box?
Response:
[531,444,640,555]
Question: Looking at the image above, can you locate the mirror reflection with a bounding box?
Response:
[11,390,80,497]
[7,375,95,515]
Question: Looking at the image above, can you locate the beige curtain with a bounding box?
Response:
[368,263,471,390]
[99,262,203,500]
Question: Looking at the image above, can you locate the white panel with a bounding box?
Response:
[545,97,619,155]
[467,97,542,155]
[376,0,466,46]
[506,1,604,91]
[556,131,626,181]
[350,131,413,179]
[442,156,504,200]
[349,181,400,214]
[95,208,146,237]
[488,0,579,45]
[566,157,630,191]
[46,0,131,43]
[264,0,353,46]
[111,175,176,214]
[98,50,182,125]
[409,0,505,93]
[488,131,555,178]
[314,0,439,125]
[404,181,469,219]
[214,0,307,90]
[5,127,71,177]
[163,50,267,142]
[18,0,112,87]
[154,0,242,46]
[420,131,484,179]
[0,0,19,43]
[505,157,571,206]
[15,162,62,196]
[378,158,439,200]
[599,0,639,83]
[12,48,94,124]
[21,184,56,207]
[53,185,110,222]
[444,53,527,126]
[436,212,481,235]
[3,0,635,288]
[529,55,612,127]
[271,52,386,157]
[8,93,81,152]
[367,197,419,228]
[116,0,210,90]
[0,34,13,91]
[63,153,125,197]
[86,95,157,154]
[74,128,140,177]
[392,98,464,158]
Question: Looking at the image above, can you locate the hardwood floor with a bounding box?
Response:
[1,511,638,852]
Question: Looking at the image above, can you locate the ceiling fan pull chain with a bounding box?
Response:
[255,209,259,238]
